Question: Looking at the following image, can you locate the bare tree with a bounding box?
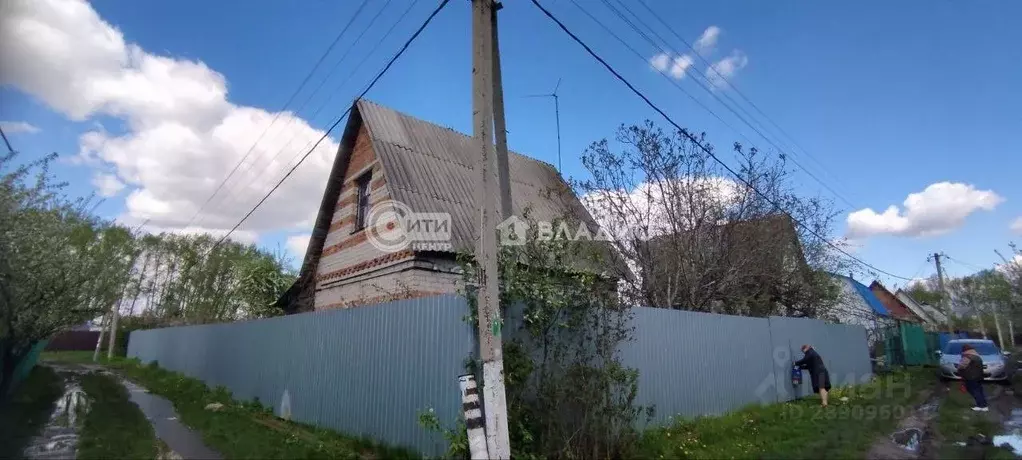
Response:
[576,122,845,317]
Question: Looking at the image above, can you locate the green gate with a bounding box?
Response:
[883,323,939,366]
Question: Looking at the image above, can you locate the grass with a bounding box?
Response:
[0,365,63,458]
[78,371,160,459]
[936,380,1017,459]
[635,367,935,459]
[43,351,420,459]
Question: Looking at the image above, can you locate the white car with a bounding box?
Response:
[937,339,1011,382]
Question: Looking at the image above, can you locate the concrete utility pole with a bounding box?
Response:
[931,252,953,332]
[472,0,512,458]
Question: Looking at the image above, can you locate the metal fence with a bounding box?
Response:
[128,294,476,457]
[128,296,872,455]
[621,309,873,425]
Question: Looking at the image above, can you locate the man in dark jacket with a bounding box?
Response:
[957,344,988,411]
[795,344,831,406]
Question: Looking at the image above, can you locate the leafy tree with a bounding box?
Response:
[0,153,134,395]
[906,277,945,307]
[576,122,844,317]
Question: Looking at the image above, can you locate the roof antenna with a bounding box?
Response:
[524,78,562,173]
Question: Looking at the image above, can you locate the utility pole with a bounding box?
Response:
[472,0,512,458]
[931,252,953,332]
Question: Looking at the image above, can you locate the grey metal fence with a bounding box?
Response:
[128,294,476,457]
[128,296,872,455]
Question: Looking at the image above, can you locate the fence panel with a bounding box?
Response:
[767,316,873,402]
[128,295,476,457]
[619,308,777,425]
[128,297,872,452]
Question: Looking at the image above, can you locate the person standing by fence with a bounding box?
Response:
[957,344,988,411]
[795,344,831,407]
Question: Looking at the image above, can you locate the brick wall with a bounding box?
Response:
[316,265,462,310]
[313,123,461,310]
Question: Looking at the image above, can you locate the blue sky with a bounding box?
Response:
[2,0,1020,286]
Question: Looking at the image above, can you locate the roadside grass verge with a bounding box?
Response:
[78,371,159,459]
[44,351,420,459]
[635,367,934,459]
[0,365,63,458]
[936,380,1016,459]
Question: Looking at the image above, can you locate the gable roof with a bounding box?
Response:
[896,289,947,325]
[869,281,922,322]
[356,99,598,251]
[832,274,889,316]
[894,289,935,324]
[283,99,620,309]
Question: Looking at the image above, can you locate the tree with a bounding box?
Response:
[906,276,945,307]
[948,270,1013,347]
[0,153,134,395]
[576,122,845,317]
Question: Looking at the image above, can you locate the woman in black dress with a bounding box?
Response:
[795,344,831,406]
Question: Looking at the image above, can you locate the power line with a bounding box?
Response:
[196,0,409,228]
[183,0,372,230]
[0,126,13,153]
[213,0,451,249]
[530,0,913,281]
[635,0,858,203]
[585,0,859,211]
[944,255,986,271]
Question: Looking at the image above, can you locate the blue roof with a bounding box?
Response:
[833,274,890,316]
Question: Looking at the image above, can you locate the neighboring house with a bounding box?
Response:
[638,214,813,315]
[277,99,608,312]
[829,274,893,349]
[896,289,945,330]
[869,282,922,323]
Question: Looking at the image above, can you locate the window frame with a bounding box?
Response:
[353,171,372,232]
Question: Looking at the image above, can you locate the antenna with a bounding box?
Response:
[523,78,562,172]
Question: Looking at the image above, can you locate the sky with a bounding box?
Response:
[2,0,1021,288]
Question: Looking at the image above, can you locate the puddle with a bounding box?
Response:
[891,428,923,452]
[994,408,1022,455]
[22,373,91,459]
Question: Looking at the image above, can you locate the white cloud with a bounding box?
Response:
[707,50,748,90]
[581,177,742,242]
[287,233,312,259]
[846,182,1004,238]
[91,173,125,197]
[1011,217,1022,235]
[650,52,693,80]
[0,0,337,240]
[669,55,694,79]
[0,121,41,134]
[650,53,670,72]
[694,26,721,55]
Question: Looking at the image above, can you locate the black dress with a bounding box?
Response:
[795,347,832,393]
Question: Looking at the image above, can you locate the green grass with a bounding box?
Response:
[937,381,1017,459]
[78,371,160,459]
[0,365,63,458]
[44,351,420,459]
[635,368,935,459]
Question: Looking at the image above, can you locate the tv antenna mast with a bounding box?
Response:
[524,78,562,172]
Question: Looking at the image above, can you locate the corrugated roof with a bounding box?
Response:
[357,99,600,251]
[833,275,890,316]
[870,282,920,322]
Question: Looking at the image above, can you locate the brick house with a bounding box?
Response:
[277,99,606,313]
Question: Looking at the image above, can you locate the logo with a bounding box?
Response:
[497,215,529,246]
[365,200,452,253]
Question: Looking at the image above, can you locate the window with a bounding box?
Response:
[944,341,999,355]
[354,172,372,231]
